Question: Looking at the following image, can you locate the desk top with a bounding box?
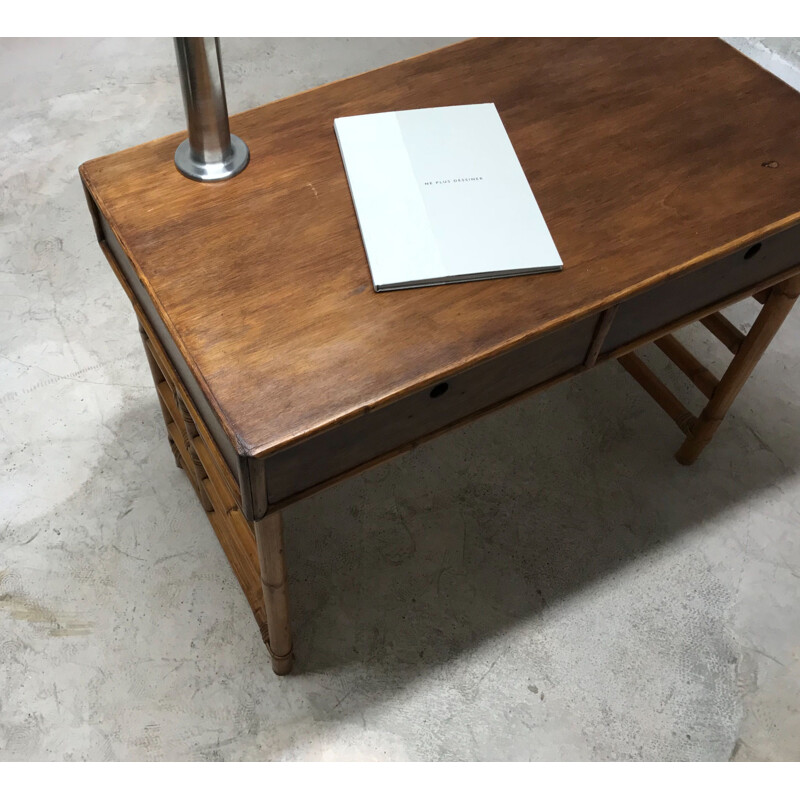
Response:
[81,38,800,458]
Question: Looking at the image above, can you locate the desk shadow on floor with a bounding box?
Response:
[275,351,800,758]
[7,338,795,760]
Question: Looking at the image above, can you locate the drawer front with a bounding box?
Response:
[265,314,600,503]
[601,224,800,355]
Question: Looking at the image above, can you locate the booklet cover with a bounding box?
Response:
[334,102,562,292]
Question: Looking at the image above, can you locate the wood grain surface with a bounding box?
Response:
[80,38,800,459]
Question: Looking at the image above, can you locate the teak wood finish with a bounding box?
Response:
[80,38,800,674]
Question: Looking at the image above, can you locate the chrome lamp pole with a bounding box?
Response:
[173,37,249,182]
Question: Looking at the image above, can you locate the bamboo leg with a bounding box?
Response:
[676,274,800,465]
[254,511,294,675]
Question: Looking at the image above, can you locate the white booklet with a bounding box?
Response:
[334,103,562,292]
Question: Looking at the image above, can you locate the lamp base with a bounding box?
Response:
[174,134,250,182]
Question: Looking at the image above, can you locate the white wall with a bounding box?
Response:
[726,37,800,92]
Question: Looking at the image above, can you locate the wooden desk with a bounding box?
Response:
[80,38,800,674]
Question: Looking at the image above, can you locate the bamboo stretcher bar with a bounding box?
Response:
[700,311,745,354]
[654,333,719,399]
[617,352,697,434]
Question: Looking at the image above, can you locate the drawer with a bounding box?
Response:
[601,223,800,355]
[264,313,600,503]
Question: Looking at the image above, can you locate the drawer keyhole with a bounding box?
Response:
[744,242,762,260]
[430,382,449,398]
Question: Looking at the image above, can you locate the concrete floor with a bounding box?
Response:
[2,37,800,761]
